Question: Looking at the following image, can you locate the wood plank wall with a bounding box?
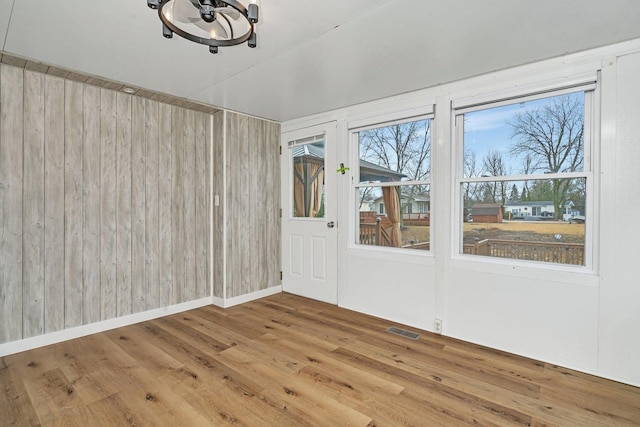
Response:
[212,112,224,299]
[0,64,211,345]
[224,112,281,299]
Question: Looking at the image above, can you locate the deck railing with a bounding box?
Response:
[358,224,583,263]
[463,239,584,265]
[359,219,391,246]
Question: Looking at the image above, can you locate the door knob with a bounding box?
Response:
[327,221,335,228]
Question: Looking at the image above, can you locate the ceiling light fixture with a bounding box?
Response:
[147,0,259,54]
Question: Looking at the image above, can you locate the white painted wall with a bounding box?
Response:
[597,51,640,385]
[341,250,436,330]
[283,38,640,387]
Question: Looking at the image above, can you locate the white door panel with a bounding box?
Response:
[281,123,337,304]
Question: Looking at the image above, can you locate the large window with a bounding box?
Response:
[456,88,594,266]
[354,117,432,251]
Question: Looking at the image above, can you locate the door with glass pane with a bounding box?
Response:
[281,123,337,304]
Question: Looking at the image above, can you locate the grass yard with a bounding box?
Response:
[401,220,585,246]
[464,221,584,236]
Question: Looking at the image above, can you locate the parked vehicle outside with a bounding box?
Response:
[569,215,585,224]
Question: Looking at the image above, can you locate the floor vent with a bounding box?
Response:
[386,326,421,340]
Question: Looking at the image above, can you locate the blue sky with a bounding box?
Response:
[463,92,584,176]
[464,101,538,175]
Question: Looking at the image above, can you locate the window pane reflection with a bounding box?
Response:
[357,185,431,250]
[291,137,325,218]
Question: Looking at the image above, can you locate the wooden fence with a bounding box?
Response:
[360,220,391,246]
[463,239,584,265]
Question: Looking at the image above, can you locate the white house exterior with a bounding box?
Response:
[373,195,430,216]
[504,201,555,218]
[504,200,581,220]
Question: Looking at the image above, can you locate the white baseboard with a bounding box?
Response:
[0,297,212,357]
[212,286,282,308]
[0,287,283,357]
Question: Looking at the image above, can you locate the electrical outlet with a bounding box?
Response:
[434,318,443,334]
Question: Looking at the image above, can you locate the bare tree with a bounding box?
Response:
[509,94,584,219]
[360,120,431,212]
[463,149,482,203]
[360,120,431,182]
[481,150,507,203]
[518,153,537,201]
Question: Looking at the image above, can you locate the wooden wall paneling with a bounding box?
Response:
[261,119,272,288]
[22,70,46,338]
[64,79,84,328]
[270,121,279,287]
[100,88,117,320]
[205,113,212,299]
[22,71,44,338]
[238,114,251,297]
[275,122,282,285]
[268,121,281,287]
[249,117,263,293]
[131,96,146,312]
[82,85,101,325]
[263,119,274,288]
[225,113,239,298]
[43,74,65,333]
[183,109,196,301]
[212,111,224,299]
[194,112,208,299]
[0,63,213,346]
[223,114,282,298]
[144,99,160,310]
[158,103,173,307]
[115,92,132,317]
[171,106,184,304]
[0,67,4,340]
[0,64,24,342]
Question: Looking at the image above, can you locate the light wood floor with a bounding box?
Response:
[1,293,639,426]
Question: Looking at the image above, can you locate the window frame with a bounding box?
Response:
[453,83,599,271]
[350,113,435,253]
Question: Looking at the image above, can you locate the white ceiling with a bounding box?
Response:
[2,0,640,122]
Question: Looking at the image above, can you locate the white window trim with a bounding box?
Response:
[452,85,600,273]
[347,105,435,131]
[452,75,597,110]
[350,113,435,254]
